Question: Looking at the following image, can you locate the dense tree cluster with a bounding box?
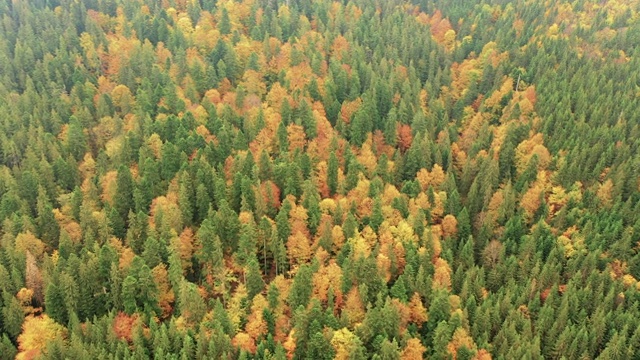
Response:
[0,0,640,358]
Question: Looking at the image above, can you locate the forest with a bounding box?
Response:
[0,0,640,358]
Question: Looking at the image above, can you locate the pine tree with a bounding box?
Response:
[179,281,206,325]
[0,334,17,359]
[137,264,159,315]
[214,199,240,251]
[276,199,292,245]
[178,170,195,227]
[45,280,68,325]
[109,206,127,240]
[343,212,358,240]
[66,116,87,161]
[195,184,211,226]
[328,151,339,196]
[237,218,257,268]
[36,187,60,248]
[246,257,265,299]
[302,181,321,235]
[126,211,148,254]
[219,8,231,35]
[114,165,135,225]
[307,331,335,360]
[196,217,224,281]
[288,264,313,310]
[370,197,384,232]
[142,235,163,269]
[299,99,317,139]
[122,276,138,315]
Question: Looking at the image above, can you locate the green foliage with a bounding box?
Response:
[288,264,314,310]
[1,294,23,340]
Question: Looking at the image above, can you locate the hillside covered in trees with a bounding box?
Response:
[0,0,640,358]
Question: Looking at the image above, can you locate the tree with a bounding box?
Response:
[197,217,224,282]
[108,206,127,240]
[45,281,67,325]
[232,215,254,272]
[299,100,317,139]
[2,1,640,358]
[287,230,312,269]
[16,315,65,359]
[328,151,339,196]
[0,334,17,360]
[179,280,207,326]
[141,235,163,270]
[66,117,87,161]
[447,327,477,359]
[122,275,138,314]
[442,214,458,239]
[36,188,60,248]
[219,8,231,35]
[137,264,160,315]
[370,197,384,232]
[307,331,335,360]
[25,252,44,306]
[431,321,453,359]
[302,181,321,235]
[214,199,240,251]
[288,264,313,310]
[246,258,265,299]
[377,338,400,360]
[179,170,196,227]
[332,328,367,360]
[195,184,211,225]
[2,293,24,340]
[173,228,196,275]
[114,165,135,226]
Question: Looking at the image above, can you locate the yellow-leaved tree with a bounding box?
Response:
[17,315,65,360]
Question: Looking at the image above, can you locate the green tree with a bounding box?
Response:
[370,197,383,232]
[214,199,240,252]
[179,170,195,227]
[179,281,206,325]
[246,257,265,299]
[0,333,17,359]
[128,205,149,243]
[307,331,335,360]
[219,8,231,35]
[2,293,24,340]
[114,165,135,224]
[45,280,68,325]
[196,216,224,281]
[122,275,138,314]
[195,184,211,225]
[288,264,313,310]
[36,187,60,248]
[141,235,163,269]
[237,218,257,268]
[302,180,321,235]
[66,116,87,161]
[327,150,339,196]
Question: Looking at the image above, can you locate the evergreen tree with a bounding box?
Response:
[178,170,195,227]
[66,117,87,161]
[36,187,60,248]
[288,264,313,310]
[328,150,339,196]
[370,197,384,232]
[219,8,231,35]
[45,281,68,325]
[246,257,265,299]
[114,165,135,225]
